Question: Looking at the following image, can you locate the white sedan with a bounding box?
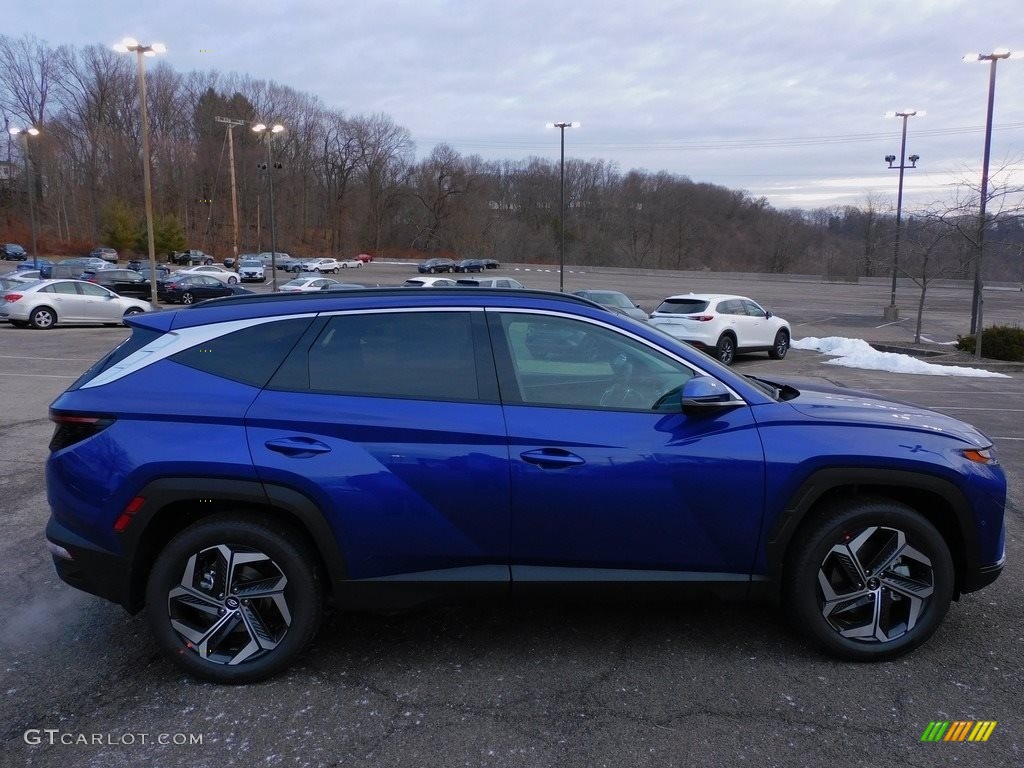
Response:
[174,265,240,285]
[0,279,152,329]
[337,258,362,269]
[279,277,341,293]
[299,258,340,273]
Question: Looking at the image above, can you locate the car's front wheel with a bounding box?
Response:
[181,292,195,305]
[714,334,735,365]
[769,329,790,360]
[29,306,56,329]
[145,514,323,684]
[784,498,953,661]
[227,276,237,285]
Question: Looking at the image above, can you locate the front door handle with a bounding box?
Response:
[265,437,332,457]
[520,448,585,469]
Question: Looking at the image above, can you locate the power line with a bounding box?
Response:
[413,121,1024,153]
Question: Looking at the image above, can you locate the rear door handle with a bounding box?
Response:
[265,437,332,457]
[520,448,585,469]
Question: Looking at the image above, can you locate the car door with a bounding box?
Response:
[741,299,775,346]
[489,310,766,580]
[246,309,511,582]
[76,281,123,322]
[38,281,89,322]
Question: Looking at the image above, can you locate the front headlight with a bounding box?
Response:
[962,446,998,465]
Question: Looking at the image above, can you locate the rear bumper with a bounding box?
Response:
[46,516,135,611]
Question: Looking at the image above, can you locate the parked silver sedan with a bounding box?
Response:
[0,279,153,329]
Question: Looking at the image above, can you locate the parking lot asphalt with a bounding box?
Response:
[1,264,1021,768]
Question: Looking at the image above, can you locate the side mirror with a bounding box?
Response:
[680,376,740,412]
[765,310,773,319]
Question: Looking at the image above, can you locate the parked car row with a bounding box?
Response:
[417,257,500,273]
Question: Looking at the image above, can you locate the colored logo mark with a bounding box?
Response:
[920,721,997,742]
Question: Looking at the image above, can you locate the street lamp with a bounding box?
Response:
[113,37,166,305]
[9,126,41,269]
[882,110,922,322]
[252,122,285,290]
[551,121,579,292]
[963,48,1020,359]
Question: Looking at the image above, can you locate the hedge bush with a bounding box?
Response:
[956,325,1024,361]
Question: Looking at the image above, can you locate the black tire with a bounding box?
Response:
[181,292,195,305]
[29,306,56,329]
[769,329,790,360]
[227,276,237,285]
[784,498,954,661]
[714,334,735,365]
[122,307,144,326]
[145,514,323,684]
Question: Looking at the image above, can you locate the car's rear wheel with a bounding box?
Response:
[769,329,790,360]
[227,276,237,285]
[714,334,735,365]
[784,498,953,661]
[29,306,56,329]
[181,292,195,305]
[145,514,323,684]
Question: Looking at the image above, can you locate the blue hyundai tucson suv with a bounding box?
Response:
[45,289,1006,683]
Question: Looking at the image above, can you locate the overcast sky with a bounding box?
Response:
[7,0,1024,211]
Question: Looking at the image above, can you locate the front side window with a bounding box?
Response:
[492,313,695,411]
[77,282,111,297]
[298,311,485,402]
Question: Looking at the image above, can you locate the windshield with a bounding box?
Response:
[240,260,261,267]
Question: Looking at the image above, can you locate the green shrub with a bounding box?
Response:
[956,325,1024,361]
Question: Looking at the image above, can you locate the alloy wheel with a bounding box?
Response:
[167,544,291,666]
[817,526,934,643]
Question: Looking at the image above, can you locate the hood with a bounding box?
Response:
[769,376,990,448]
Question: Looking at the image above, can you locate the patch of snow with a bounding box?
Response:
[792,336,1009,378]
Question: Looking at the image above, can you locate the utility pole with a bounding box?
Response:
[215,117,246,263]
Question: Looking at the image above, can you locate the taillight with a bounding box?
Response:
[49,412,115,452]
[688,314,715,321]
[4,293,23,302]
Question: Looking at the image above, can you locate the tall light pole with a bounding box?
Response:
[882,110,921,322]
[253,122,285,290]
[551,121,578,292]
[113,37,166,305]
[963,48,1019,359]
[9,126,40,269]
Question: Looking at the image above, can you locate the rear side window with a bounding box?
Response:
[69,327,166,390]
[654,298,709,314]
[172,318,314,387]
[280,311,486,402]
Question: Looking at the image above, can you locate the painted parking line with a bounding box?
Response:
[992,436,1024,441]
[0,355,98,361]
[0,372,78,379]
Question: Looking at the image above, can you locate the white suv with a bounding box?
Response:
[238,258,266,282]
[300,258,340,273]
[649,293,790,365]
